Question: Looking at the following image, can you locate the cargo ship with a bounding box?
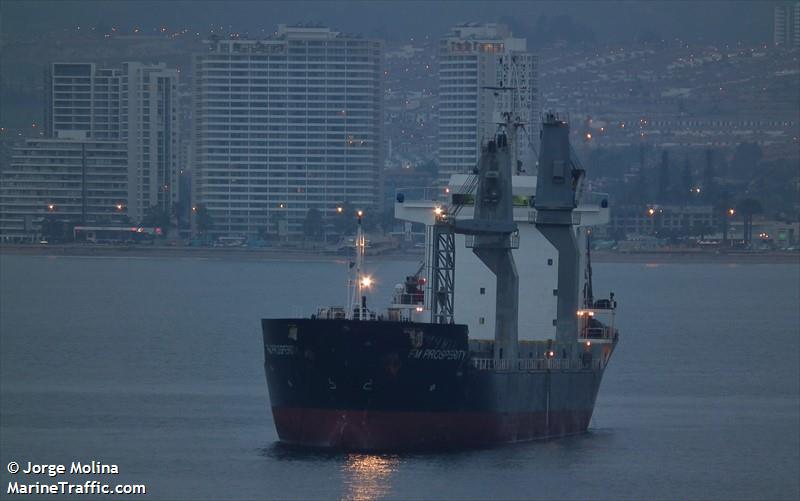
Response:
[262,112,618,450]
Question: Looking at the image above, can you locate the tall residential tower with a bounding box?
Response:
[193,25,383,238]
[437,24,537,182]
[774,2,800,47]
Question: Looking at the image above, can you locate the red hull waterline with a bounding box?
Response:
[272,407,595,451]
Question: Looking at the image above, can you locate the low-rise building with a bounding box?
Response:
[609,204,717,238]
[0,139,128,240]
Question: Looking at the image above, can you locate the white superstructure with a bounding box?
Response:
[395,174,609,341]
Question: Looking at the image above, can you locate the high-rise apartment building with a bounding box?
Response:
[775,4,789,46]
[120,62,180,221]
[0,62,179,239]
[774,2,800,47]
[793,1,800,48]
[193,25,383,237]
[45,63,123,140]
[437,24,537,182]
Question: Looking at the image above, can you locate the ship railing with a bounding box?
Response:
[582,327,614,339]
[578,306,618,341]
[395,187,447,203]
[528,209,582,225]
[465,232,520,249]
[392,292,425,306]
[579,192,609,208]
[315,307,347,320]
[470,357,605,371]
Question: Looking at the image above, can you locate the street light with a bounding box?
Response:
[728,208,736,217]
[47,203,56,212]
[647,207,664,237]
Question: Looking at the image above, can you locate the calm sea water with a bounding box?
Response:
[1,254,798,500]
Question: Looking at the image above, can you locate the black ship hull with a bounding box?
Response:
[263,318,610,451]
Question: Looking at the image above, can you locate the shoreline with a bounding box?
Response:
[1,244,798,264]
[590,249,799,264]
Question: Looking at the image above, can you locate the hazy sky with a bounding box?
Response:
[1,0,781,45]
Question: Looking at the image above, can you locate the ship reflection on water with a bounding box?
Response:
[342,454,400,501]
[260,444,401,498]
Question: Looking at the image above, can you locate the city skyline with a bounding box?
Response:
[0,11,797,244]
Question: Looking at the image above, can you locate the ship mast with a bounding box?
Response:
[348,210,370,320]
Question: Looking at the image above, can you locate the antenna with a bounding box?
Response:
[348,210,372,320]
[480,53,533,174]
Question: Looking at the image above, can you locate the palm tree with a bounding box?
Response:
[142,205,170,236]
[302,208,324,246]
[195,205,213,237]
[736,198,762,246]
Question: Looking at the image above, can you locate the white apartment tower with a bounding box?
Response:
[193,25,383,238]
[44,63,123,140]
[121,62,180,222]
[774,4,789,46]
[44,62,179,221]
[774,2,800,47]
[794,1,800,48]
[438,24,538,182]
